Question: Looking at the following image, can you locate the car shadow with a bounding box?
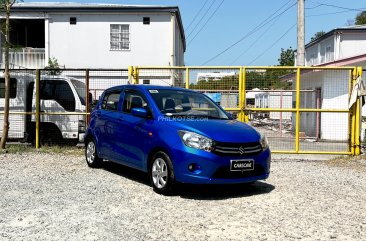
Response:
[177,182,275,200]
[100,161,275,200]
[101,161,150,186]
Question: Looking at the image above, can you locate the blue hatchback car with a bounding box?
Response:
[85,85,270,195]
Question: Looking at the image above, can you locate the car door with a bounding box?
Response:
[94,90,122,161]
[114,89,155,170]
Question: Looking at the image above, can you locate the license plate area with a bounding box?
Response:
[230,159,254,171]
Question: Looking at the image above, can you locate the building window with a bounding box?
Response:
[143,17,150,25]
[70,17,77,25]
[110,24,130,51]
[325,45,333,63]
[143,79,150,84]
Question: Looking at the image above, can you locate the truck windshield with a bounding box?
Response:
[70,79,86,105]
[149,89,230,120]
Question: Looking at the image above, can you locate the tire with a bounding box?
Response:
[149,151,176,195]
[85,138,103,168]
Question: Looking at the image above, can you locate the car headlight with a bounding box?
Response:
[178,130,213,152]
[260,133,269,150]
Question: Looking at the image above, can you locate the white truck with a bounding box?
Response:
[0,73,88,145]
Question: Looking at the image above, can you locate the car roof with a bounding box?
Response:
[105,84,197,93]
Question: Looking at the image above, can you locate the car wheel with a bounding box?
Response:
[150,151,175,195]
[85,138,103,168]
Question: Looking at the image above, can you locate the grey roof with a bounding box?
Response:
[306,24,366,48]
[11,2,186,51]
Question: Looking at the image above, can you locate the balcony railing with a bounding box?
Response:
[1,48,45,69]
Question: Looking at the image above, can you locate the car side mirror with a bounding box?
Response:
[229,112,238,120]
[131,107,148,118]
[90,100,98,109]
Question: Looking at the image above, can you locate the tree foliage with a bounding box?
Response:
[45,57,63,75]
[310,31,326,42]
[278,47,295,66]
[355,11,366,25]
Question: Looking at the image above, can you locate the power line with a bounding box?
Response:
[186,0,210,31]
[201,0,296,65]
[188,0,225,46]
[230,17,280,65]
[309,2,362,12]
[187,0,217,39]
[247,23,297,65]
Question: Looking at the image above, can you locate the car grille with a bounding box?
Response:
[212,141,262,156]
[211,165,266,179]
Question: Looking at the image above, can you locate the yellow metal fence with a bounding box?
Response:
[0,66,362,155]
[130,66,362,155]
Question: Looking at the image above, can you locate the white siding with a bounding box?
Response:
[48,13,173,68]
[321,71,349,141]
[339,33,366,59]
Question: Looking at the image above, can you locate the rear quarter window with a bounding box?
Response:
[0,78,17,98]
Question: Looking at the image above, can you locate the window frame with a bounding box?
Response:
[101,91,122,112]
[110,24,130,51]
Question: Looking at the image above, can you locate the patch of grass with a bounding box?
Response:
[1,144,84,156]
[2,144,34,154]
[325,155,366,171]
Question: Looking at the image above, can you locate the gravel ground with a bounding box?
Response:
[0,152,365,241]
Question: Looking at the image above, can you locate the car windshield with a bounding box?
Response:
[148,89,230,119]
[70,79,86,105]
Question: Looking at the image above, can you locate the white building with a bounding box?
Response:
[0,2,185,69]
[296,25,366,141]
[196,72,236,82]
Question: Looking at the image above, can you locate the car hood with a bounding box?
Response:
[163,119,261,143]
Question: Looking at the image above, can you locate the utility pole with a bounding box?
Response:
[297,0,305,66]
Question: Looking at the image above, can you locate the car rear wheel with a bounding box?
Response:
[85,138,103,168]
[150,151,175,195]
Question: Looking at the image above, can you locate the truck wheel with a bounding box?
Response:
[85,138,103,168]
[149,151,176,195]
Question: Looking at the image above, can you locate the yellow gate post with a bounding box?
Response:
[185,68,190,89]
[35,69,40,149]
[238,67,245,122]
[355,67,363,155]
[295,67,301,153]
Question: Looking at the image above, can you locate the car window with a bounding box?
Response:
[122,91,149,113]
[0,78,17,99]
[101,91,121,111]
[40,80,76,111]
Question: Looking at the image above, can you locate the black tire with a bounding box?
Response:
[40,127,62,146]
[85,138,103,168]
[149,151,176,195]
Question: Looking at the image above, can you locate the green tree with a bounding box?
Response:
[355,11,366,25]
[45,57,63,75]
[310,31,326,42]
[0,0,17,150]
[278,47,295,66]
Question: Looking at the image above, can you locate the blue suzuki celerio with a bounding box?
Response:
[85,85,270,195]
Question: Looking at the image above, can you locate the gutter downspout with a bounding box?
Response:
[44,13,50,68]
[170,13,175,66]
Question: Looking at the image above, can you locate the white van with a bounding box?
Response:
[0,72,87,145]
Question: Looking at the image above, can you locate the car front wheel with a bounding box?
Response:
[150,151,175,195]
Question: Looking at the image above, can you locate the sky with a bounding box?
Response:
[23,0,366,66]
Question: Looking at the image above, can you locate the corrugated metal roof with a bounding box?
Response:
[306,25,366,48]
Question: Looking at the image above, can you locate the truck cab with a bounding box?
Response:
[0,72,87,145]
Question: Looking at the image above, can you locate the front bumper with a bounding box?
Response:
[170,145,271,184]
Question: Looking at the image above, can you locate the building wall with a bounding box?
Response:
[321,71,349,141]
[48,13,183,68]
[306,37,334,66]
[339,33,366,60]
